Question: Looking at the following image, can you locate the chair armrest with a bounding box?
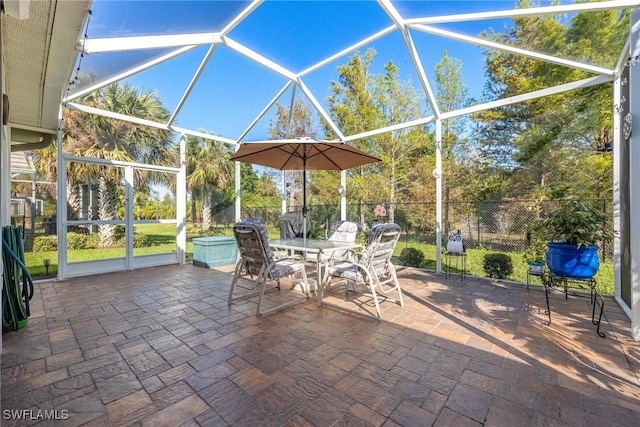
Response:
[328,258,371,280]
[344,248,360,262]
[325,248,359,267]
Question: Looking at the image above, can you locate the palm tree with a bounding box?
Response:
[85,84,174,246]
[185,134,233,232]
[35,82,175,247]
[33,108,100,224]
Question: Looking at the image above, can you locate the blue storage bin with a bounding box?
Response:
[193,236,238,268]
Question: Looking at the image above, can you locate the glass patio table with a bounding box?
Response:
[269,238,361,306]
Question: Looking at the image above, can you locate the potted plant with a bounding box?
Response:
[523,238,546,275]
[532,199,612,279]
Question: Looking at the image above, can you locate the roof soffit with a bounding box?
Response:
[2,0,90,141]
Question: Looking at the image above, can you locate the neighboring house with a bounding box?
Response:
[10,151,34,178]
[9,151,40,230]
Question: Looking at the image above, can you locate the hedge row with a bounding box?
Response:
[33,232,153,252]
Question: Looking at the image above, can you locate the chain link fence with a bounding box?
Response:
[366,199,611,260]
[437,199,611,260]
[239,198,612,259]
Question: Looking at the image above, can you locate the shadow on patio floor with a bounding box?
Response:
[2,263,639,426]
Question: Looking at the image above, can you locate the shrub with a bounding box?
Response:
[113,226,159,248]
[67,232,92,250]
[33,233,101,251]
[132,232,151,248]
[399,247,424,268]
[114,225,126,241]
[33,235,57,252]
[483,253,513,279]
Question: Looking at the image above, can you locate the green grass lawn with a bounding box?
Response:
[392,240,614,296]
[22,223,197,278]
[20,225,614,296]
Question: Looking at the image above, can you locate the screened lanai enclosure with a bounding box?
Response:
[2,0,640,340]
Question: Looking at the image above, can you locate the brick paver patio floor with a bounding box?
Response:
[2,263,639,426]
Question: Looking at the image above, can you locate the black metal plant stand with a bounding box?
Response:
[526,265,544,291]
[541,270,605,338]
[444,251,466,281]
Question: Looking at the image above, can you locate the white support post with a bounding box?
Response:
[57,107,67,281]
[0,127,10,227]
[124,166,134,270]
[0,126,5,356]
[340,170,346,221]
[629,10,640,340]
[281,170,287,214]
[0,123,6,359]
[613,67,623,312]
[235,160,241,222]
[435,120,443,273]
[177,134,186,264]
[31,176,36,215]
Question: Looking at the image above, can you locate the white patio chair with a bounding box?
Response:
[228,221,309,316]
[239,217,265,225]
[310,220,359,262]
[309,220,359,286]
[323,223,403,321]
[238,217,285,259]
[326,220,359,258]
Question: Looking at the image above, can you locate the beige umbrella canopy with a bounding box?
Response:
[229,138,381,171]
[230,138,381,227]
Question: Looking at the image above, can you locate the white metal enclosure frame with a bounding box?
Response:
[60,0,640,337]
[62,0,637,253]
[56,152,185,279]
[66,1,635,146]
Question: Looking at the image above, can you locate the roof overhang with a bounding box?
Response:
[1,0,91,149]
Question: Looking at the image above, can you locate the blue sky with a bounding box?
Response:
[78,1,564,142]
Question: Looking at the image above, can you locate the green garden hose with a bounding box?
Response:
[2,226,34,331]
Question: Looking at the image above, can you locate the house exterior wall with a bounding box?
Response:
[629,10,640,340]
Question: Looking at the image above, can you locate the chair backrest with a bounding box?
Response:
[239,217,265,225]
[233,221,275,276]
[328,220,358,243]
[360,223,401,276]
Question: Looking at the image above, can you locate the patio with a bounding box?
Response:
[1,264,639,426]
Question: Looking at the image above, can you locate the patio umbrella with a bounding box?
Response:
[229,138,381,238]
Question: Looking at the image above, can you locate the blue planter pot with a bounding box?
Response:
[545,242,600,279]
